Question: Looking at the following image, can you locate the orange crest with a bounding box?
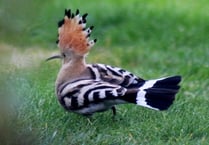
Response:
[57,9,97,55]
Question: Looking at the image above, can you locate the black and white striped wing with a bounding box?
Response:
[58,79,128,115]
[57,77,181,115]
[88,64,145,88]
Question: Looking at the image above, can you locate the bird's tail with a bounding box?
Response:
[123,76,181,110]
[57,9,97,55]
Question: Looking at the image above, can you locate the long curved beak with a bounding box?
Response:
[45,55,62,61]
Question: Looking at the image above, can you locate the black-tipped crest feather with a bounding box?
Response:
[65,9,68,16]
[65,9,71,18]
[76,9,79,15]
[82,19,86,24]
[82,13,88,19]
[58,19,64,27]
[90,26,94,30]
[71,13,75,18]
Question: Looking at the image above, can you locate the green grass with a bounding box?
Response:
[0,0,209,145]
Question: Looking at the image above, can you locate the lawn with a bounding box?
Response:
[0,0,209,145]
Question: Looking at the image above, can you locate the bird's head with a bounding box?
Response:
[46,9,97,64]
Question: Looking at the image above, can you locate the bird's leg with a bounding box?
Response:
[111,106,116,116]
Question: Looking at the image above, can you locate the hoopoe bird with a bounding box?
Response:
[47,9,181,117]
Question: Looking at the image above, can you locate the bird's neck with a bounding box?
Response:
[55,55,87,89]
